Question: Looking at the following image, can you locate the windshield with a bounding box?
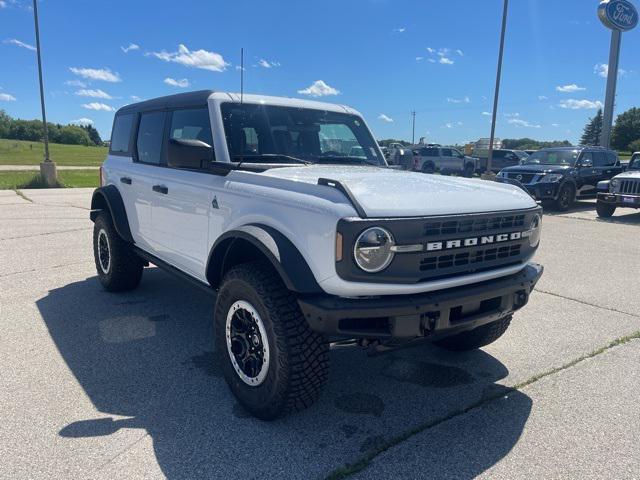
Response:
[514,150,529,160]
[629,154,640,170]
[523,149,578,166]
[221,103,384,166]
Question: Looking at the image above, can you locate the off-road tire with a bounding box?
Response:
[463,163,475,178]
[422,162,435,174]
[554,183,575,211]
[214,261,329,420]
[434,316,512,351]
[92,212,143,292]
[596,201,616,218]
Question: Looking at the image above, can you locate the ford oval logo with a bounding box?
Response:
[598,0,638,31]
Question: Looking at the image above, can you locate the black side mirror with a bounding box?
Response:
[167,138,213,169]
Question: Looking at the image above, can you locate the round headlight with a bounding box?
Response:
[528,214,542,248]
[354,227,395,273]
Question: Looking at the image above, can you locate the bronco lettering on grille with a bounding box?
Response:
[426,231,523,252]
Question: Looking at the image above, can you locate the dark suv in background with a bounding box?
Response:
[497,146,623,210]
[478,149,528,173]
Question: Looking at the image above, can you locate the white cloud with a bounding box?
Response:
[4,38,36,51]
[415,56,424,62]
[455,49,464,56]
[130,95,141,101]
[394,27,406,33]
[447,96,470,104]
[551,123,559,127]
[508,118,541,128]
[378,114,393,123]
[75,88,112,99]
[556,83,586,93]
[148,44,229,72]
[164,77,190,88]
[82,102,115,111]
[594,63,627,78]
[0,93,16,101]
[121,43,140,53]
[504,112,520,118]
[538,95,548,101]
[427,58,436,63]
[297,80,340,97]
[559,99,603,110]
[258,59,280,68]
[439,57,454,65]
[0,1,6,8]
[65,80,87,87]
[426,47,435,54]
[71,117,94,126]
[70,67,121,82]
[445,123,453,128]
[482,111,492,116]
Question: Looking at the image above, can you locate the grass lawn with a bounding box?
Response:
[0,169,99,190]
[0,138,107,166]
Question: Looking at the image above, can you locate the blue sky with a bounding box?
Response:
[1,0,639,145]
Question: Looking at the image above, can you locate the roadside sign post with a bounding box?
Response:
[597,0,638,148]
[33,0,58,186]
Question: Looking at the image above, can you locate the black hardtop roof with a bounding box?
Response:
[116,90,215,115]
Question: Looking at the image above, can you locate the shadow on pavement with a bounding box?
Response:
[37,268,532,479]
[544,200,640,225]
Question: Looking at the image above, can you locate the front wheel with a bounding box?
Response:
[596,201,616,218]
[554,183,575,211]
[422,162,435,174]
[434,316,512,351]
[463,163,475,178]
[214,261,329,420]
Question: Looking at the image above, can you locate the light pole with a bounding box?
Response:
[597,0,638,148]
[33,0,57,186]
[411,110,416,144]
[484,0,509,179]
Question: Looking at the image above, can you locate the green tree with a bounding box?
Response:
[0,110,10,138]
[580,109,603,146]
[59,125,92,146]
[629,139,640,153]
[80,124,102,145]
[611,107,640,151]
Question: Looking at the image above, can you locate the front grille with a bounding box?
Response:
[420,244,522,272]
[620,179,640,195]
[507,173,536,184]
[424,214,525,236]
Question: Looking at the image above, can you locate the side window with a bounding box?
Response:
[136,111,165,165]
[452,149,464,158]
[606,151,617,166]
[593,152,608,167]
[424,148,438,157]
[169,108,213,147]
[494,151,505,159]
[110,113,134,155]
[441,148,452,156]
[580,152,594,165]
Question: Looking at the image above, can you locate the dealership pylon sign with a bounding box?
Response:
[598,0,638,148]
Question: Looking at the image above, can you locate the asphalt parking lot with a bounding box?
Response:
[1,188,639,479]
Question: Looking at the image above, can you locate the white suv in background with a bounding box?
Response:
[412,145,479,177]
[90,90,543,419]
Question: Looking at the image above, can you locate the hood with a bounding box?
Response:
[259,165,536,217]
[616,170,640,180]
[501,164,572,174]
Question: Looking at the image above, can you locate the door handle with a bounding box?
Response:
[120,176,132,185]
[152,184,168,194]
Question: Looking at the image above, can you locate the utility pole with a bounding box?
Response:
[33,0,57,186]
[485,0,509,179]
[411,110,416,145]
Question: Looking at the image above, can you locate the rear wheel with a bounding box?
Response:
[434,316,512,351]
[554,183,575,211]
[422,162,435,174]
[214,261,329,420]
[596,201,616,218]
[92,212,143,292]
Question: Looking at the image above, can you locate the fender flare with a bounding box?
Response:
[206,224,322,294]
[89,185,134,243]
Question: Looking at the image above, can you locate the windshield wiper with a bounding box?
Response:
[316,156,382,167]
[232,154,312,165]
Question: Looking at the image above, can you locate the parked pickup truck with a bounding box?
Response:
[90,90,543,419]
[596,152,640,217]
[413,146,479,177]
[497,146,624,210]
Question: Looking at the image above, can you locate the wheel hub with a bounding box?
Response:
[97,229,111,274]
[225,300,270,386]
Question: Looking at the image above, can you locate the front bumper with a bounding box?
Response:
[598,192,640,208]
[298,262,543,340]
[524,183,560,200]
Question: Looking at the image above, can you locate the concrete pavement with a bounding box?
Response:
[1,190,639,479]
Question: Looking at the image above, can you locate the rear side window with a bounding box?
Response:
[110,114,134,154]
[422,148,438,157]
[169,108,213,147]
[441,148,452,156]
[593,152,612,167]
[136,111,166,165]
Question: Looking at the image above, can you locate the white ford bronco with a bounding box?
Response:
[90,90,543,419]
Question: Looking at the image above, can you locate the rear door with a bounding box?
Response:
[576,151,599,196]
[439,148,454,172]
